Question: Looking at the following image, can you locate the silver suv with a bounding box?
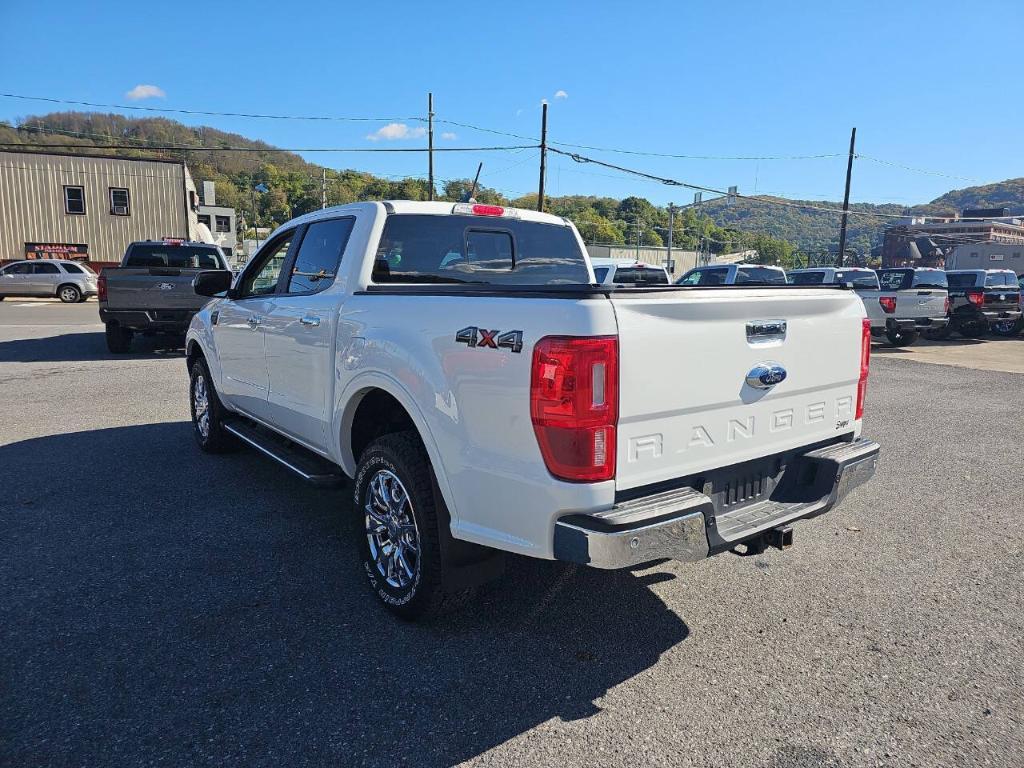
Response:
[0,260,99,302]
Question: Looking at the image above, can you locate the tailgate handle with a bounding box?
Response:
[746,320,787,342]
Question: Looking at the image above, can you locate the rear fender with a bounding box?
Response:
[335,372,459,524]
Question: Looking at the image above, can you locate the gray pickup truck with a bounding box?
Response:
[98,239,229,353]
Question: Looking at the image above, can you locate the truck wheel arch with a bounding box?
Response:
[337,377,458,523]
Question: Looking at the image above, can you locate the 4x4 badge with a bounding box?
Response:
[455,327,524,353]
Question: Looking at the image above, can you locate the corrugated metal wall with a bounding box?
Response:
[0,151,191,266]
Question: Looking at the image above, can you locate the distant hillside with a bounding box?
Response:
[926,178,1024,215]
[700,196,909,257]
[3,111,1022,262]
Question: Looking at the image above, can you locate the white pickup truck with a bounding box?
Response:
[788,267,949,346]
[186,201,879,619]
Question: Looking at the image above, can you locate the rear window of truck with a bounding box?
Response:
[985,272,1017,287]
[736,267,786,285]
[124,245,223,269]
[788,271,826,285]
[834,270,880,289]
[612,267,669,285]
[946,273,976,288]
[678,268,729,285]
[372,215,589,285]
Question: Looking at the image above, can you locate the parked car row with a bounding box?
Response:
[674,263,1021,346]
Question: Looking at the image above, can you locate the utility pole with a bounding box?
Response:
[537,102,548,212]
[667,202,675,275]
[250,182,259,248]
[427,92,435,201]
[321,167,327,210]
[635,213,642,260]
[837,126,856,267]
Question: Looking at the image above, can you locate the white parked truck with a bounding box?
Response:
[186,201,879,619]
[788,267,949,346]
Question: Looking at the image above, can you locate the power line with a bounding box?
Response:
[0,92,419,123]
[856,154,984,183]
[0,141,537,153]
[550,140,844,161]
[546,146,1020,222]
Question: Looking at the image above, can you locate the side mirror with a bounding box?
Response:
[193,269,233,297]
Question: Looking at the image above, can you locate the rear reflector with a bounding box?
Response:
[878,296,897,314]
[531,336,618,482]
[856,318,870,420]
[97,273,107,302]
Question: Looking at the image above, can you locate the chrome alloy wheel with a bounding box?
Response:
[365,469,420,589]
[59,286,79,302]
[193,374,210,439]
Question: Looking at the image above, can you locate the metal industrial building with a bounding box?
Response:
[0,150,201,271]
[881,210,1024,272]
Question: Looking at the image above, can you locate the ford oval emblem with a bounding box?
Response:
[746,362,787,390]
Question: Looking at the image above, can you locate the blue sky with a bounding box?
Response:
[1,0,1021,206]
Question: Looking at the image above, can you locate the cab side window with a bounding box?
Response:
[237,234,293,298]
[286,218,354,294]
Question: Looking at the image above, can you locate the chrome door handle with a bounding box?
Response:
[300,315,321,327]
[247,315,261,329]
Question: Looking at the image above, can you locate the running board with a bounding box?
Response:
[222,419,345,487]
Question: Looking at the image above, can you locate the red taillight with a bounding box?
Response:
[944,295,951,315]
[530,336,618,482]
[966,289,984,307]
[97,273,107,301]
[878,296,897,314]
[856,318,870,420]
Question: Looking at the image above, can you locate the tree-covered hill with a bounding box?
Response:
[3,112,1021,264]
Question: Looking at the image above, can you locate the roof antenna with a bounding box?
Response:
[462,162,483,202]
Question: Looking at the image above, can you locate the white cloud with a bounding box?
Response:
[125,84,166,100]
[554,89,568,99]
[366,122,426,141]
[440,131,457,141]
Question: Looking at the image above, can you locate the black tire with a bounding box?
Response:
[990,318,1021,338]
[354,432,468,620]
[884,328,918,346]
[958,320,988,339]
[189,359,236,453]
[57,284,81,303]
[924,325,952,341]
[105,322,133,354]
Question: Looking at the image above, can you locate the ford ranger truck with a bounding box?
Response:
[867,268,950,346]
[185,201,879,619]
[99,239,229,353]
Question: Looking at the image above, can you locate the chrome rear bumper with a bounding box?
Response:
[554,438,879,569]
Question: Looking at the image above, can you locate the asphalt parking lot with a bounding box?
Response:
[2,301,1022,768]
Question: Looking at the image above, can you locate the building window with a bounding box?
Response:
[215,215,231,233]
[64,185,85,215]
[109,187,130,216]
[198,214,212,228]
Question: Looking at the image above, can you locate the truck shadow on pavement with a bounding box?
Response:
[0,331,184,362]
[1,423,690,768]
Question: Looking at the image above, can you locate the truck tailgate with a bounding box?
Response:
[896,288,946,318]
[609,288,865,491]
[104,269,209,311]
